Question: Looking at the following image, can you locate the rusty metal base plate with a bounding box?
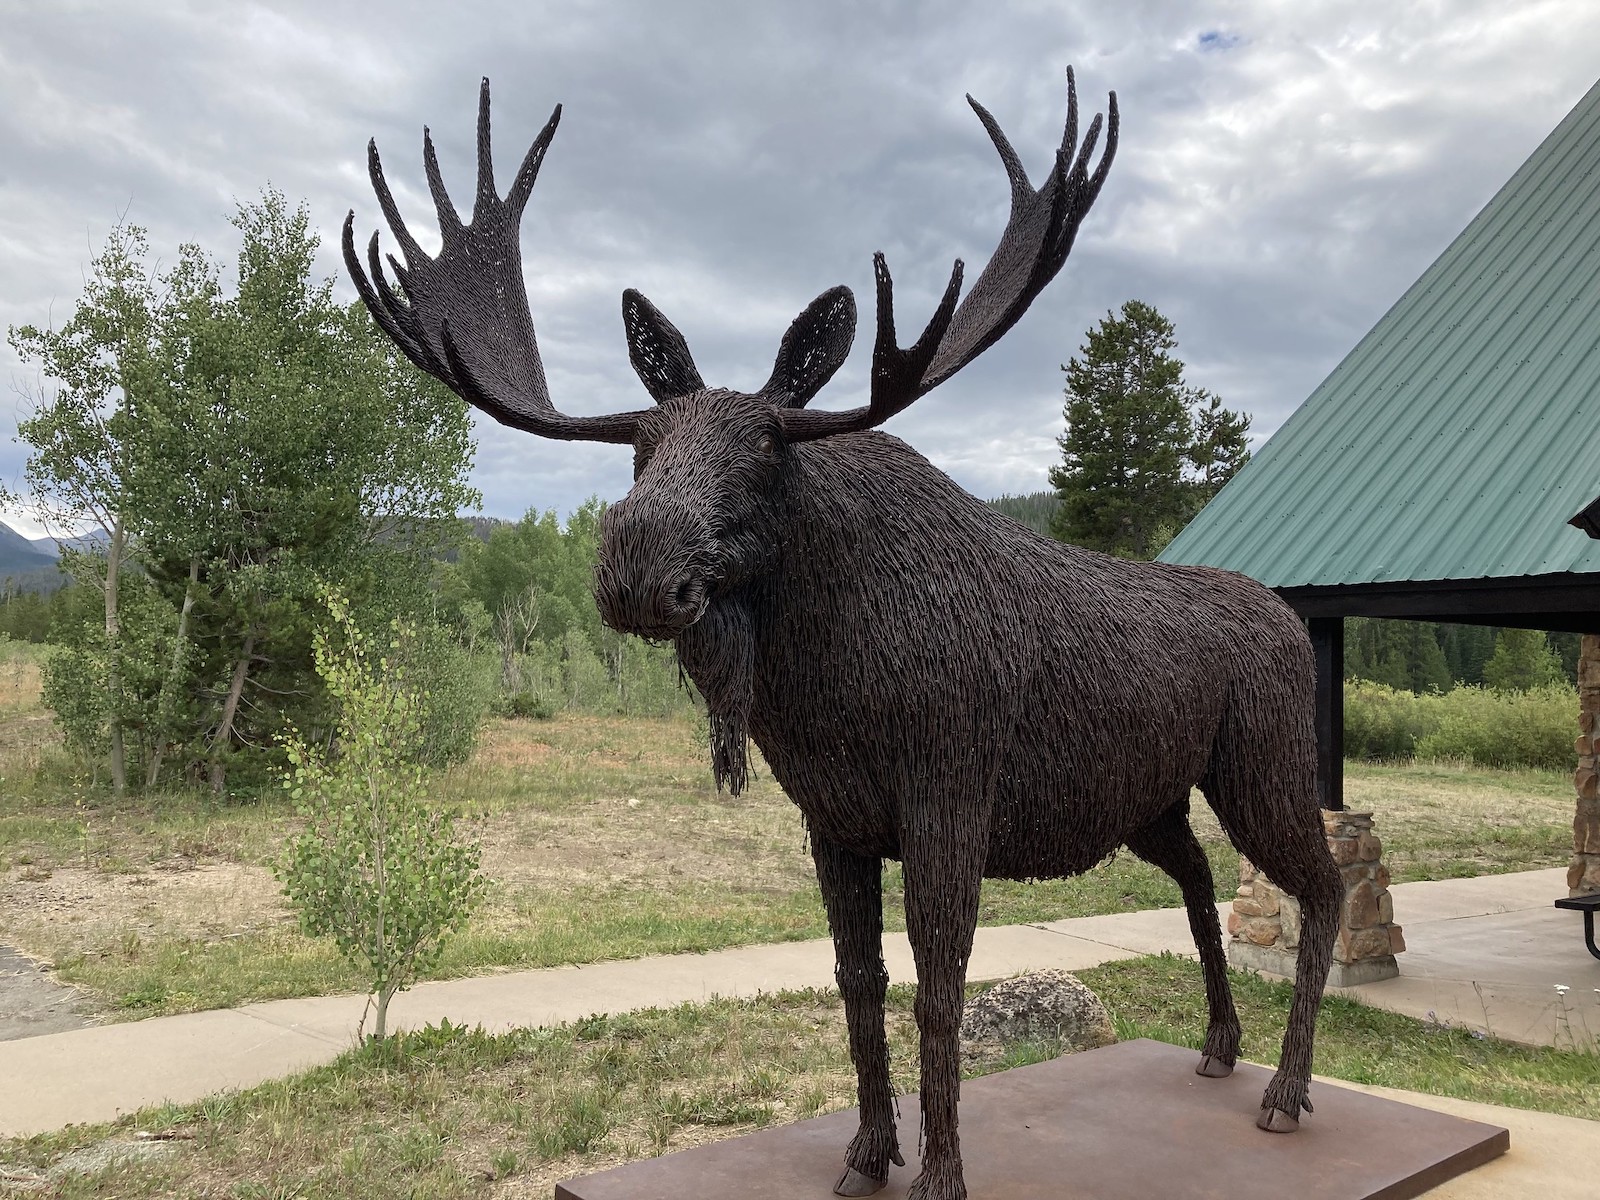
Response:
[555,1039,1507,1200]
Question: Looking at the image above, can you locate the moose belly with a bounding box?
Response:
[981,784,1133,881]
[754,732,904,860]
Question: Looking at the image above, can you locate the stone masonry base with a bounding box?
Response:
[1227,940,1400,988]
[1227,810,1403,985]
[1571,634,1600,898]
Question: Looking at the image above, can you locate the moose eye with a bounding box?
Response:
[756,433,777,455]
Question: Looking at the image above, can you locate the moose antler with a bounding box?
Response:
[779,69,1118,442]
[343,79,647,443]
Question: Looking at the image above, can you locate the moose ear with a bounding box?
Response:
[623,289,706,404]
[759,286,856,408]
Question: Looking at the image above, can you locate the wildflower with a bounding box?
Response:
[1554,984,1570,995]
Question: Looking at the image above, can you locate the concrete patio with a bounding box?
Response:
[1330,867,1599,1047]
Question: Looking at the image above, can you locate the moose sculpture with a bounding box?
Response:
[345,72,1341,1200]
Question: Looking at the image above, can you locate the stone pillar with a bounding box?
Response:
[1571,634,1600,897]
[1227,811,1404,987]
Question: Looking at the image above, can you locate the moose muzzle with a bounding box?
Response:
[594,495,715,639]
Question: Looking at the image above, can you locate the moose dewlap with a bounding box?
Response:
[345,68,1341,1200]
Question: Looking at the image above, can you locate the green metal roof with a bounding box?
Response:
[1160,78,1600,589]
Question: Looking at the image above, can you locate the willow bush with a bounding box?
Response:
[1343,681,1578,771]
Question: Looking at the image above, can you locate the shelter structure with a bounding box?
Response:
[1161,80,1600,924]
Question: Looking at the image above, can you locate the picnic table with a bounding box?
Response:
[1554,892,1600,960]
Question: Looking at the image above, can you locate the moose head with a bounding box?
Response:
[343,73,1116,644]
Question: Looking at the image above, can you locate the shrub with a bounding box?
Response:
[1415,684,1578,771]
[1343,680,1577,771]
[1342,681,1444,761]
[398,627,494,767]
[561,628,614,711]
[41,638,108,763]
[277,593,485,1041]
[500,690,556,720]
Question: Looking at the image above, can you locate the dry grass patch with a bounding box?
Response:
[0,645,44,717]
[0,711,1583,1021]
[1344,760,1575,879]
[0,715,829,1016]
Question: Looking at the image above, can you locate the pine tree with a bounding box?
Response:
[1049,301,1249,558]
[1187,388,1251,503]
[1439,623,1498,686]
[1343,618,1451,694]
[986,492,1061,536]
[1481,628,1565,691]
[1548,630,1581,682]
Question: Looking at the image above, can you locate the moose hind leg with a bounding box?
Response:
[1213,767,1341,1131]
[1250,829,1340,1131]
[1126,801,1240,1076]
[812,837,902,1196]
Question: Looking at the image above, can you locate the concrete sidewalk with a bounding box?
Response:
[2,867,1595,1144]
[1033,866,1600,1046]
[1329,867,1600,1046]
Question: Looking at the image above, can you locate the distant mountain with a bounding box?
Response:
[463,515,513,543]
[0,524,59,574]
[27,529,110,558]
[0,523,115,594]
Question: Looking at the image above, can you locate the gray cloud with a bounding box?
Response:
[3,0,1597,529]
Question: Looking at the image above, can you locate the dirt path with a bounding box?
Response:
[0,946,99,1042]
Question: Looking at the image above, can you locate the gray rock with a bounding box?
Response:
[0,1138,184,1193]
[960,969,1116,1069]
[49,1138,181,1180]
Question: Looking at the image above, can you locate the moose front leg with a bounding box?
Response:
[813,836,903,1196]
[900,803,987,1200]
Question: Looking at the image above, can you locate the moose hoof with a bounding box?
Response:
[1195,1055,1233,1078]
[835,1167,888,1196]
[1256,1107,1300,1134]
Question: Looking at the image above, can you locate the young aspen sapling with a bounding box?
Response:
[277,593,484,1041]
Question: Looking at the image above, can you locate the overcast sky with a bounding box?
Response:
[2,0,1597,533]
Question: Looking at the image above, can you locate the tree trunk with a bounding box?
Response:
[373,984,394,1042]
[372,769,389,1040]
[208,631,255,795]
[105,516,127,796]
[146,555,202,790]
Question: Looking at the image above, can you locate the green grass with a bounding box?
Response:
[0,712,1582,1020]
[2,957,1593,1198]
[48,883,833,1015]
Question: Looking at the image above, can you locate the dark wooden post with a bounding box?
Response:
[1571,633,1600,896]
[1309,617,1343,812]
